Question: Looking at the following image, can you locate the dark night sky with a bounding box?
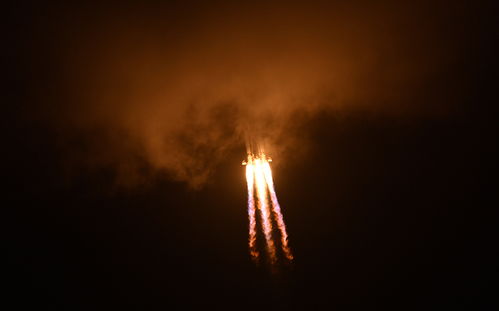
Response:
[5,1,497,310]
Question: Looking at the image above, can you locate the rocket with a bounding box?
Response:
[242,153,272,166]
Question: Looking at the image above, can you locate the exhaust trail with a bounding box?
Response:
[243,150,293,266]
[263,161,294,261]
[245,163,259,262]
[254,158,277,264]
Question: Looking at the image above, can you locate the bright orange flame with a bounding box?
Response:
[244,152,293,265]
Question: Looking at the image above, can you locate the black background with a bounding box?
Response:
[5,1,497,310]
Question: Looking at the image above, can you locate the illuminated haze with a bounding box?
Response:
[31,2,471,187]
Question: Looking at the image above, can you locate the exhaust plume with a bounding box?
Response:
[244,152,292,265]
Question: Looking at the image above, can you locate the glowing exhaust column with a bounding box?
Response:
[245,162,259,261]
[263,161,294,261]
[254,159,277,264]
[243,152,293,265]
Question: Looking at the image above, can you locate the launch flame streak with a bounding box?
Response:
[244,153,293,265]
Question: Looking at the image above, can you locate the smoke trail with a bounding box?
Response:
[254,159,277,264]
[263,162,294,261]
[245,163,259,262]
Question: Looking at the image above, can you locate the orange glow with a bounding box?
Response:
[244,152,293,265]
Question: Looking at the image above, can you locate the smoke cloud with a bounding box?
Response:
[27,2,474,187]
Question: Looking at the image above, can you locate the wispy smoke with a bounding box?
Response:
[30,2,471,187]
